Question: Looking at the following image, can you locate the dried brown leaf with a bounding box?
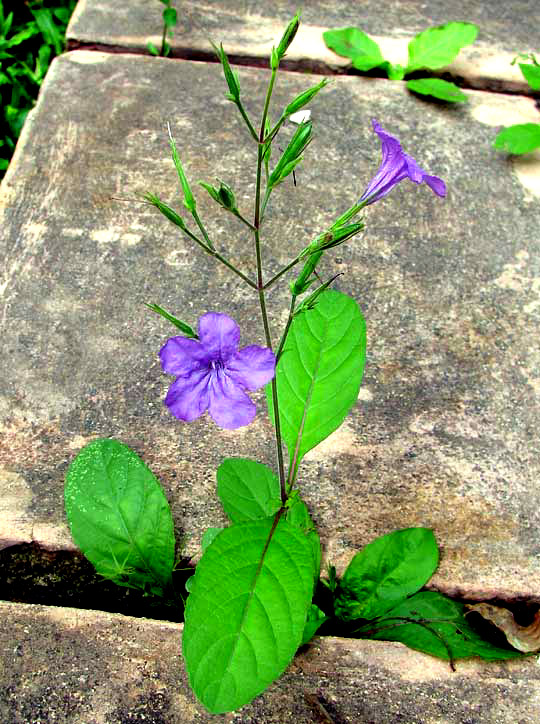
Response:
[465,603,540,653]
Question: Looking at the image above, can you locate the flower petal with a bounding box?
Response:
[164,368,211,421]
[226,345,276,391]
[159,336,210,376]
[198,312,241,362]
[361,119,446,204]
[423,173,447,197]
[208,369,256,429]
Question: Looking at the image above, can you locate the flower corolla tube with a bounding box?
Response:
[361,119,447,205]
[160,312,276,430]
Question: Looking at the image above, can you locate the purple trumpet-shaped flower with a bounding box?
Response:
[159,312,276,430]
[360,119,446,205]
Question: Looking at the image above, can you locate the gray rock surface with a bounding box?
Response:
[66,0,540,92]
[1,50,539,602]
[0,602,539,723]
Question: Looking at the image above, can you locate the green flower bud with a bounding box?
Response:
[276,12,300,60]
[143,192,186,230]
[217,180,237,211]
[284,79,328,116]
[291,250,323,296]
[301,222,364,256]
[270,46,280,70]
[268,121,312,188]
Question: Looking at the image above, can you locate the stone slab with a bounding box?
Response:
[1,50,540,602]
[67,0,540,93]
[1,601,539,723]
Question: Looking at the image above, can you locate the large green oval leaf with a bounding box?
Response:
[216,458,281,523]
[183,516,315,713]
[335,528,438,621]
[65,438,175,593]
[267,289,366,472]
[406,77,467,103]
[406,22,478,73]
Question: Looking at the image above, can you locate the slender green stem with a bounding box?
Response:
[233,209,257,232]
[252,73,288,504]
[331,200,365,229]
[263,253,303,290]
[191,208,215,250]
[260,188,271,223]
[263,114,286,146]
[160,15,168,56]
[275,295,296,363]
[236,100,259,142]
[181,226,257,288]
[260,68,278,143]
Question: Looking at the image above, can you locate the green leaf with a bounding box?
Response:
[201,527,223,552]
[267,289,366,474]
[147,41,160,56]
[301,604,328,645]
[362,592,524,661]
[335,528,439,621]
[183,516,316,713]
[145,302,197,337]
[163,7,177,28]
[217,458,281,523]
[493,123,540,155]
[406,22,478,73]
[286,496,321,580]
[323,27,385,70]
[519,62,540,90]
[30,7,63,55]
[406,77,467,102]
[65,439,175,594]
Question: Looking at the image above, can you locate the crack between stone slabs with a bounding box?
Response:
[65,40,540,100]
[1,541,539,647]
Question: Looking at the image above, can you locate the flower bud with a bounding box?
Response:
[276,12,300,61]
[284,79,328,117]
[270,46,280,70]
[301,222,364,256]
[290,250,323,296]
[268,121,312,188]
[143,192,186,230]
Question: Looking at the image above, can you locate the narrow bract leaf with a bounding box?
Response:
[167,123,196,212]
[267,289,366,469]
[493,123,540,154]
[335,528,439,621]
[183,517,315,713]
[406,77,467,103]
[406,22,478,72]
[65,439,175,593]
[364,592,523,661]
[217,458,281,523]
[323,27,384,67]
[145,303,198,337]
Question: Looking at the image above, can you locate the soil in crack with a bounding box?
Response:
[0,543,190,622]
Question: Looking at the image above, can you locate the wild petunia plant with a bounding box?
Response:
[64,13,526,716]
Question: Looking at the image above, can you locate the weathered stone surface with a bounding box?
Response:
[1,50,539,604]
[66,0,540,92]
[0,601,539,723]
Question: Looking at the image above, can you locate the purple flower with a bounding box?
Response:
[159,312,275,430]
[360,119,446,205]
